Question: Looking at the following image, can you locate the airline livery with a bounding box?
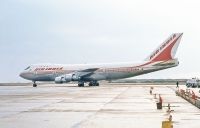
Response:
[20,33,183,87]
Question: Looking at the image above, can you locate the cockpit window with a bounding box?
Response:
[24,66,30,70]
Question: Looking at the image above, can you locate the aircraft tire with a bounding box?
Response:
[78,81,84,87]
[33,83,37,87]
[89,82,93,86]
[96,82,99,86]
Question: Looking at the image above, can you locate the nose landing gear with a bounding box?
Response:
[33,81,37,87]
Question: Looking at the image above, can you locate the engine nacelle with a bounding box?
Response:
[55,76,68,84]
[54,74,79,84]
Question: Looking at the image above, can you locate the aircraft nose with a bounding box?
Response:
[19,71,34,80]
[19,72,26,79]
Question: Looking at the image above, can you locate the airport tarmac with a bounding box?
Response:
[0,83,200,128]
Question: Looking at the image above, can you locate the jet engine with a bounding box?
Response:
[54,74,79,83]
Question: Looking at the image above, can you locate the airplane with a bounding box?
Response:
[20,33,183,87]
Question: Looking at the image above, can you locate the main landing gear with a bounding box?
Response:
[33,81,37,87]
[78,81,100,87]
[78,81,85,87]
[89,81,99,86]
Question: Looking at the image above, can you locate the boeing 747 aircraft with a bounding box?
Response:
[20,33,183,87]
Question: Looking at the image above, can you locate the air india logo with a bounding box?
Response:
[150,34,176,60]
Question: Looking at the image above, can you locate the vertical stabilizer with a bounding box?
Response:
[145,33,183,62]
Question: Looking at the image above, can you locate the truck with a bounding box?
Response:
[186,78,200,88]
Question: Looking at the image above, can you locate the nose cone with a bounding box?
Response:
[19,71,34,80]
[19,72,26,79]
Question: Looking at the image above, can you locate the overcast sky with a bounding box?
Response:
[1,0,200,82]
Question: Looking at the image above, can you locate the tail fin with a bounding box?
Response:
[145,33,183,62]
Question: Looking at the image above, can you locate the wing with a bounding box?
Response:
[55,68,99,83]
[73,68,99,77]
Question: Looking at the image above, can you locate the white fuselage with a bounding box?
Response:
[20,59,179,82]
